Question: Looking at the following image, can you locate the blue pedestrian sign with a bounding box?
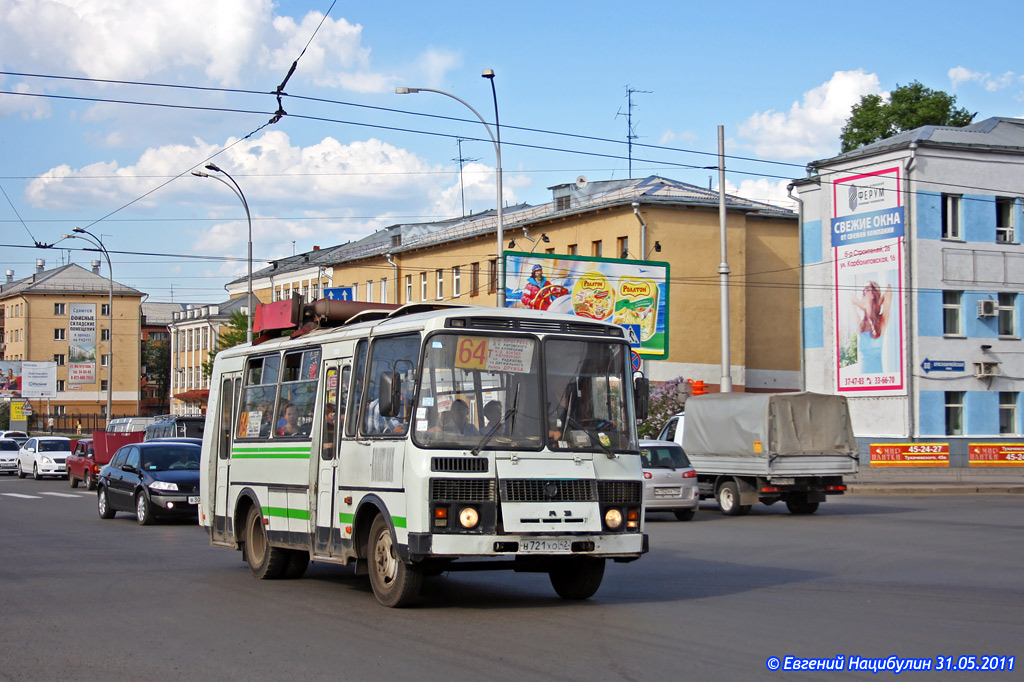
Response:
[920,358,965,374]
[622,324,641,348]
[323,287,354,302]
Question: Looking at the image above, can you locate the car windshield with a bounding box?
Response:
[0,440,19,451]
[38,439,71,452]
[140,446,200,471]
[641,445,691,469]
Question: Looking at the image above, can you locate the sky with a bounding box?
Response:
[2,0,1023,304]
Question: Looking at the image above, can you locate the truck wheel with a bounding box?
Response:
[673,509,696,521]
[85,475,96,492]
[549,557,606,600]
[717,481,741,515]
[367,514,422,607]
[97,487,116,519]
[69,473,79,488]
[245,506,288,579]
[786,496,820,515]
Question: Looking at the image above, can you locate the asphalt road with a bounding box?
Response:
[1,476,1021,681]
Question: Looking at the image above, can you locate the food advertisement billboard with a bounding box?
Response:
[503,252,669,358]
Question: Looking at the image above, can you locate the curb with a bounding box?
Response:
[847,485,1024,495]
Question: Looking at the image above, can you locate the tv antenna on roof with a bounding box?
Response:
[616,86,651,178]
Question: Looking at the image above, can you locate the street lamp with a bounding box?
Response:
[397,69,505,306]
[192,164,254,343]
[63,228,114,426]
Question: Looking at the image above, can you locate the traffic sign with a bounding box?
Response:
[323,287,354,302]
[622,324,641,348]
[630,350,642,373]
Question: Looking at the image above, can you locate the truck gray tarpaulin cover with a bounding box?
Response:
[682,392,858,458]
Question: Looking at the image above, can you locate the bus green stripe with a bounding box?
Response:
[338,512,405,528]
[265,507,311,520]
[231,447,311,459]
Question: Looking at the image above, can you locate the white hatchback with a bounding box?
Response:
[0,438,20,475]
[639,439,699,521]
[17,436,72,480]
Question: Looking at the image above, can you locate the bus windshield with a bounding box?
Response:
[412,333,637,453]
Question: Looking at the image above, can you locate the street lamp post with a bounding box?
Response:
[63,228,114,426]
[397,69,505,307]
[192,164,254,343]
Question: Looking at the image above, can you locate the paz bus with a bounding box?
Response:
[199,297,650,607]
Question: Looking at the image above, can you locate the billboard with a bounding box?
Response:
[833,167,906,395]
[69,302,97,384]
[22,361,57,398]
[0,361,23,397]
[503,252,669,358]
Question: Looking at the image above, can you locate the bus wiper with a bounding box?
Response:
[470,388,519,456]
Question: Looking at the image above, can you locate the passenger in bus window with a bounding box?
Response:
[277,402,308,437]
[258,401,274,437]
[366,397,403,435]
[444,399,479,436]
[321,403,336,457]
[484,400,503,434]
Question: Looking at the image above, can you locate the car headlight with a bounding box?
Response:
[149,480,179,491]
[40,456,54,464]
[604,508,623,529]
[458,507,479,529]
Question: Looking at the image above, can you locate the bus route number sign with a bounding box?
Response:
[455,336,533,374]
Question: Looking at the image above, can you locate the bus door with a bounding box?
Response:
[314,361,349,556]
[213,371,241,543]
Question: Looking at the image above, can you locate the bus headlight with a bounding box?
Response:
[604,508,623,529]
[458,506,479,529]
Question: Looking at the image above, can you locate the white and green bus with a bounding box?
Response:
[199,299,650,607]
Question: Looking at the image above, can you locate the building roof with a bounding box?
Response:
[0,263,143,298]
[171,295,248,326]
[141,302,189,326]
[810,116,1024,167]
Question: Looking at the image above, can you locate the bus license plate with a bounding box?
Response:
[188,496,200,505]
[518,539,571,553]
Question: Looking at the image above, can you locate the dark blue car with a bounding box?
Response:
[96,441,201,525]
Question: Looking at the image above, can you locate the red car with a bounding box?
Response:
[67,439,98,490]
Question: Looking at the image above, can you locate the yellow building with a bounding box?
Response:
[227,176,800,392]
[168,297,248,416]
[0,260,143,423]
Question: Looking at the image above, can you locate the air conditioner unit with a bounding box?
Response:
[996,226,1015,244]
[977,299,998,317]
[974,361,1001,378]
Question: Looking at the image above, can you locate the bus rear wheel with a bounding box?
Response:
[549,557,605,600]
[367,515,421,608]
[245,506,288,579]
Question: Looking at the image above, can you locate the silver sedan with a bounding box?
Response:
[640,439,699,521]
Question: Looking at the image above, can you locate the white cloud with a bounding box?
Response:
[724,178,797,211]
[659,129,698,146]
[0,80,51,119]
[949,66,1020,92]
[738,69,883,160]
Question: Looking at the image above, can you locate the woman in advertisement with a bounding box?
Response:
[852,280,893,374]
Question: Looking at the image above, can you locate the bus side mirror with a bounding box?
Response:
[378,372,402,418]
[634,377,650,421]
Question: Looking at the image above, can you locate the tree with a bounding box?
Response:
[202,311,249,379]
[840,81,975,152]
[637,376,689,439]
[142,338,171,405]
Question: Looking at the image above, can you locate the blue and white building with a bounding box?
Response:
[793,117,1024,460]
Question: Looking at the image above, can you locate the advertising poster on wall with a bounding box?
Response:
[0,361,23,397]
[21,361,57,398]
[68,302,97,384]
[869,443,949,467]
[833,166,906,395]
[968,443,1024,467]
[503,252,670,358]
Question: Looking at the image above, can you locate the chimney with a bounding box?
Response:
[5,270,13,283]
[91,260,101,275]
[35,259,45,273]
[313,245,320,251]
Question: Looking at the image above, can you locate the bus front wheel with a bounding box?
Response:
[549,557,605,600]
[245,506,288,579]
[367,515,422,608]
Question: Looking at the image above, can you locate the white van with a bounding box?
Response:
[106,417,157,433]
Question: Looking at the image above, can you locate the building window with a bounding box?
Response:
[312,282,319,301]
[488,259,497,294]
[592,240,603,257]
[998,293,1017,337]
[54,405,66,417]
[453,266,461,297]
[471,262,480,295]
[999,392,1018,434]
[53,354,65,366]
[101,328,110,342]
[381,277,388,304]
[420,272,428,301]
[996,197,1015,243]
[436,269,444,300]
[101,303,110,316]
[57,379,65,392]
[366,280,374,303]
[101,379,108,392]
[54,303,66,315]
[101,354,110,367]
[302,285,309,302]
[943,291,962,336]
[945,391,964,436]
[941,194,961,240]
[556,195,570,211]
[351,283,358,301]
[405,275,413,303]
[202,328,208,350]
[618,236,629,259]
[54,328,66,341]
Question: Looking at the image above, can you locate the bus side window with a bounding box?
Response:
[361,334,420,437]
[275,348,319,438]
[237,354,280,439]
[346,340,368,438]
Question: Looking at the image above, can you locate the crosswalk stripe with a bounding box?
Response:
[40,492,82,498]
[1,493,42,499]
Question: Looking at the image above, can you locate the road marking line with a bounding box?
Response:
[1,493,42,499]
[41,492,82,498]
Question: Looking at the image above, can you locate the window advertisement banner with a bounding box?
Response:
[0,360,23,397]
[21,361,57,398]
[835,238,905,393]
[503,252,670,358]
[869,443,949,467]
[831,167,904,247]
[968,443,1024,466]
[68,302,97,384]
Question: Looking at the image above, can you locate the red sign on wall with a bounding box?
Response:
[869,443,949,467]
[968,444,1024,467]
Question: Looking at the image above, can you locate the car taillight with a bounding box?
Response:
[761,485,780,493]
[681,470,696,479]
[826,485,846,492]
[643,471,653,479]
